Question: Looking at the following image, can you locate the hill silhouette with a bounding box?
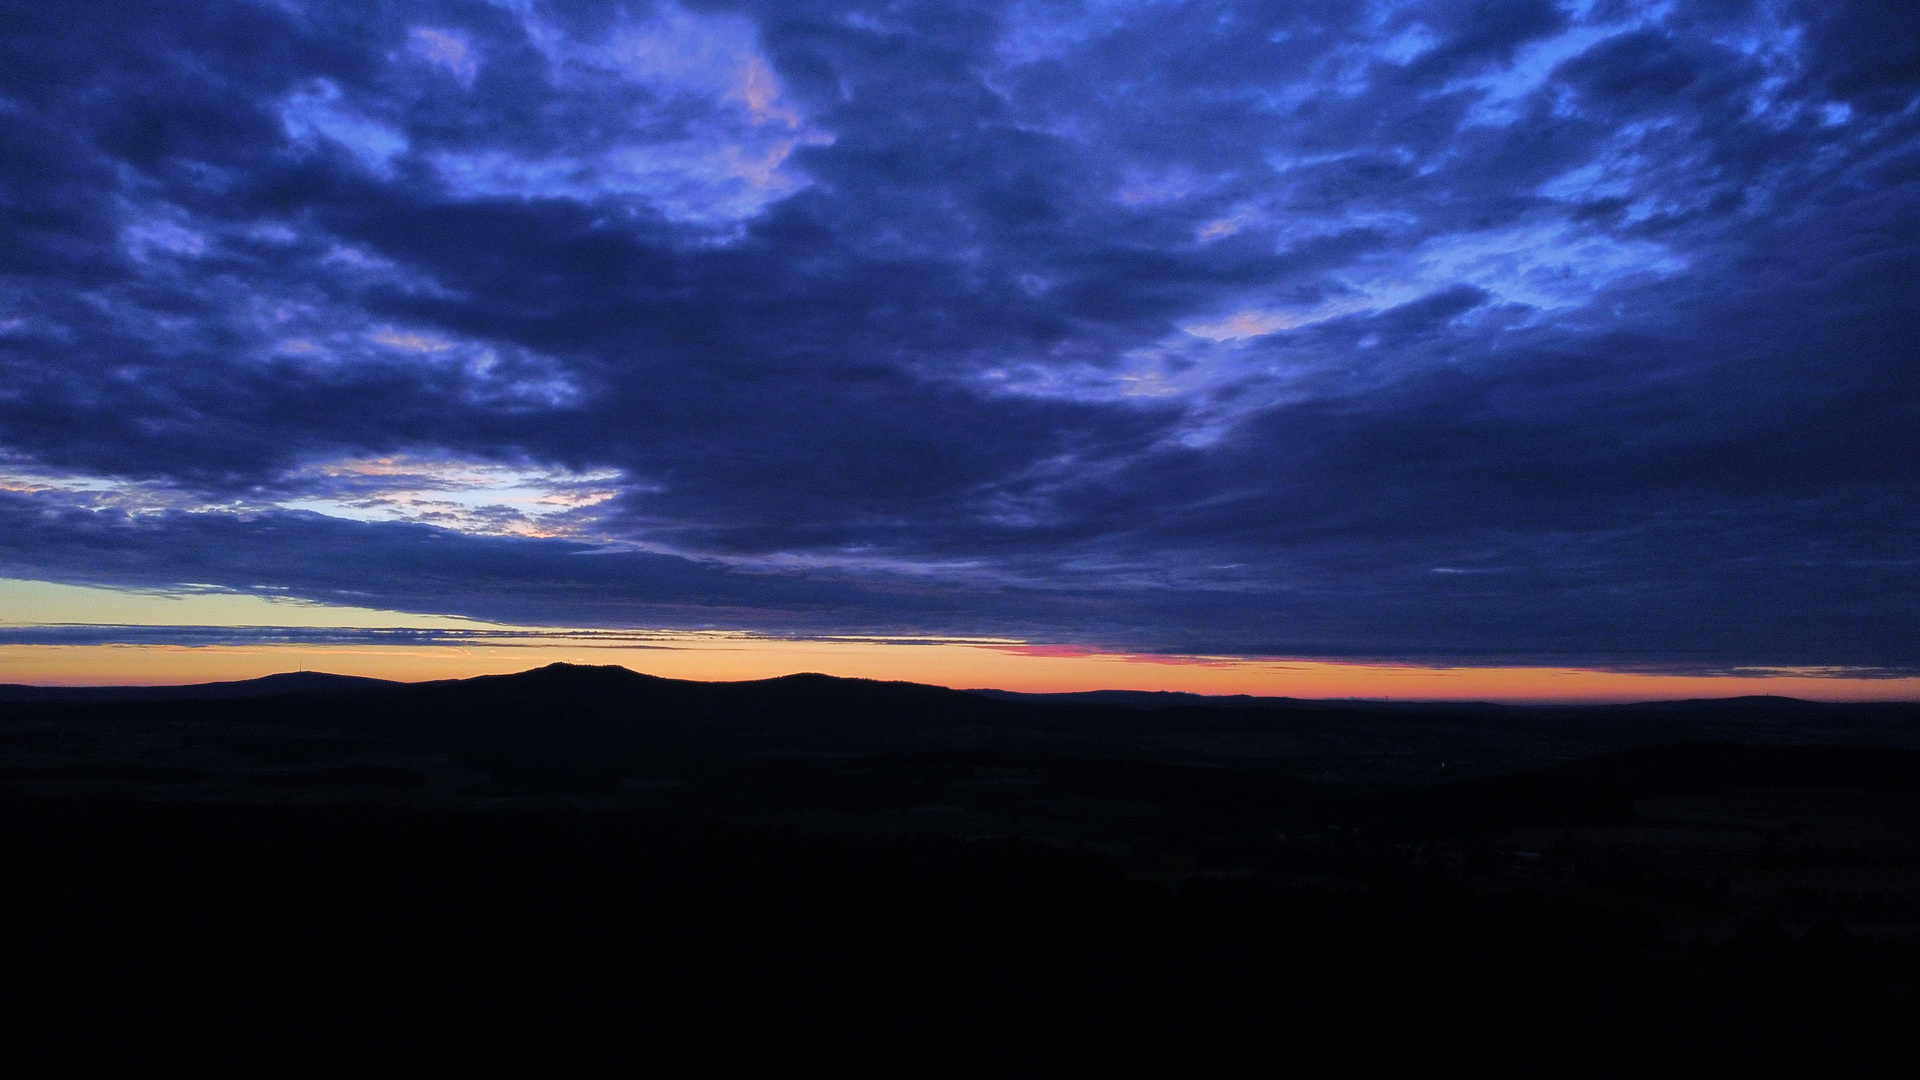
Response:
[0,670,398,703]
[4,663,1919,1070]
[5,662,1918,792]
[1,660,1916,823]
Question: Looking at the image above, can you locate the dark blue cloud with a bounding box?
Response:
[0,0,1915,671]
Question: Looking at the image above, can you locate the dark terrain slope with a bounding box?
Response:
[2,665,1918,1071]
[5,794,1917,1074]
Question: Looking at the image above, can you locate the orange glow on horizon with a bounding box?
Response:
[0,640,1914,704]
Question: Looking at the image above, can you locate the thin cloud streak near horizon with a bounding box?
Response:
[2,582,1915,700]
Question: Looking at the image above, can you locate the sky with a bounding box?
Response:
[0,0,1915,697]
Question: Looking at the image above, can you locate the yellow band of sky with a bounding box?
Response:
[2,579,1914,701]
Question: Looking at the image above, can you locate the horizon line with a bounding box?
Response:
[4,662,1915,708]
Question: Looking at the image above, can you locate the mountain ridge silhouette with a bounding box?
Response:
[3,661,1899,711]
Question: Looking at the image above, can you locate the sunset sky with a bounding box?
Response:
[1,0,1914,699]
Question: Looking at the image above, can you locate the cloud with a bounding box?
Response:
[281,79,409,176]
[409,26,479,84]
[418,1,835,225]
[0,0,1914,670]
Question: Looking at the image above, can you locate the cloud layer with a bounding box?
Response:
[1,0,1915,671]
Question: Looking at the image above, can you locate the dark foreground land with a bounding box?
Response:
[3,665,1919,1071]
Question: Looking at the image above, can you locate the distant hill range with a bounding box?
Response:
[0,670,400,702]
[0,663,1895,714]
[8,663,1918,1070]
[2,663,1915,788]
